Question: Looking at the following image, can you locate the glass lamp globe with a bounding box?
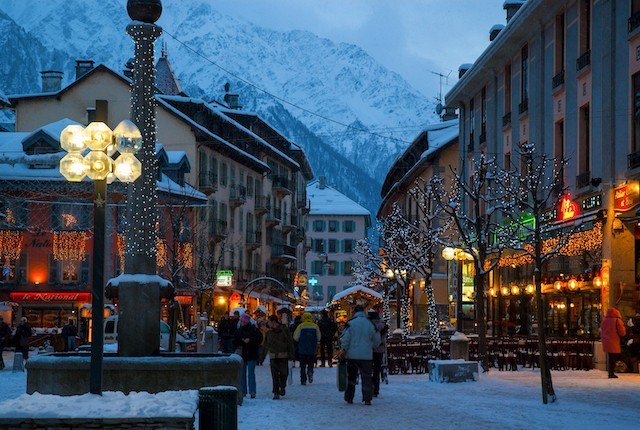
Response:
[60,124,88,153]
[85,151,113,180]
[441,247,455,261]
[85,122,113,151]
[113,153,142,183]
[60,153,87,182]
[113,120,142,154]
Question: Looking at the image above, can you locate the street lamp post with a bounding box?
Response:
[442,247,466,332]
[59,120,142,395]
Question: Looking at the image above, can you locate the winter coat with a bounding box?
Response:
[61,323,77,340]
[218,317,237,340]
[318,315,337,340]
[370,318,388,354]
[13,323,32,348]
[293,312,321,356]
[233,322,263,361]
[601,307,626,353]
[0,322,10,347]
[262,323,295,360]
[341,311,380,360]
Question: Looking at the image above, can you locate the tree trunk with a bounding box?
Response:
[425,281,441,351]
[535,279,556,404]
[475,272,490,372]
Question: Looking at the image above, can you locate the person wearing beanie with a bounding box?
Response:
[293,312,321,385]
[234,312,263,398]
[341,305,380,405]
[318,310,338,367]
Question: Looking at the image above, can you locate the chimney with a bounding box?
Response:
[318,176,326,190]
[40,70,63,93]
[123,58,134,79]
[75,59,95,80]
[504,0,525,23]
[490,24,504,41]
[223,82,242,110]
[458,64,472,79]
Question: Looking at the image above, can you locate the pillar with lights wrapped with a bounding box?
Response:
[117,0,165,357]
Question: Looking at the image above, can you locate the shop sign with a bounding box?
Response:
[175,295,193,305]
[614,182,639,212]
[215,270,234,288]
[9,292,91,302]
[558,195,579,221]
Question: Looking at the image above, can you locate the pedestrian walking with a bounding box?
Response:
[13,317,32,361]
[601,307,626,378]
[61,320,78,352]
[233,313,263,398]
[318,310,337,367]
[368,310,388,397]
[293,312,321,385]
[262,315,295,399]
[341,305,380,406]
[0,316,10,370]
[217,312,236,353]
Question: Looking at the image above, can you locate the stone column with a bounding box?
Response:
[119,10,163,356]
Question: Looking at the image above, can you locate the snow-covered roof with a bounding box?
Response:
[420,119,459,159]
[331,285,382,302]
[306,179,370,216]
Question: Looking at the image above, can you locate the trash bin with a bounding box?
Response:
[450,332,469,360]
[199,386,237,430]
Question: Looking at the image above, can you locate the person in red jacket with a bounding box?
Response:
[601,307,626,378]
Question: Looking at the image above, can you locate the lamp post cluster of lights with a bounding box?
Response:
[442,247,473,332]
[59,120,142,395]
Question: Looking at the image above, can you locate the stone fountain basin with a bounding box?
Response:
[26,352,243,403]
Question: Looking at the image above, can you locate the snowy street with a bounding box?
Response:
[1,349,640,429]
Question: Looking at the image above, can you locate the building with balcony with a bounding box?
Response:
[445,0,640,336]
[305,177,370,306]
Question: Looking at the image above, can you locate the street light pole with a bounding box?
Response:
[90,176,106,395]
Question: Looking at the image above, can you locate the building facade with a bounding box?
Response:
[445,0,640,336]
[305,177,371,306]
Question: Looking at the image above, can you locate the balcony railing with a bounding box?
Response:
[576,171,591,189]
[245,230,262,249]
[552,70,565,89]
[271,175,292,196]
[198,171,218,190]
[254,195,270,215]
[576,50,591,72]
[518,98,528,115]
[502,112,511,128]
[271,244,297,258]
[629,11,640,33]
[628,151,640,169]
[229,185,247,207]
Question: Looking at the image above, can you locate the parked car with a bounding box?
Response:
[103,316,186,351]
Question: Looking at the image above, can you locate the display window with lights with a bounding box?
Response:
[0,253,27,284]
[48,254,90,285]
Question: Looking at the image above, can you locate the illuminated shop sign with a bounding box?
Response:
[215,270,234,287]
[9,292,91,302]
[614,182,639,212]
[559,195,579,221]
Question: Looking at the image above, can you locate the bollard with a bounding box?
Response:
[449,332,469,361]
[199,386,237,430]
[12,352,24,372]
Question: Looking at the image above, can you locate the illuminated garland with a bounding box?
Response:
[156,238,167,268]
[178,242,193,269]
[425,283,441,351]
[0,230,23,261]
[117,233,126,273]
[382,290,391,328]
[497,221,603,267]
[400,296,410,339]
[53,231,86,262]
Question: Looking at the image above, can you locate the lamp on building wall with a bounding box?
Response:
[59,120,141,395]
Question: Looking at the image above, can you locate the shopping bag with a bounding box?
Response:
[337,358,347,392]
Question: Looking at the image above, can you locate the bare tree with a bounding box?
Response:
[432,154,513,372]
[502,141,575,404]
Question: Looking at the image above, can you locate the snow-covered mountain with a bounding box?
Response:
[0,0,439,216]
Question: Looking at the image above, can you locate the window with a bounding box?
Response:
[521,45,529,108]
[247,176,254,197]
[0,199,28,229]
[555,13,565,75]
[230,165,236,187]
[469,98,475,149]
[312,260,324,275]
[481,87,487,140]
[343,261,353,275]
[579,105,591,176]
[327,286,336,301]
[343,220,355,233]
[504,63,512,113]
[313,239,324,252]
[239,208,244,232]
[313,220,325,232]
[220,162,228,186]
[328,220,339,232]
[51,203,91,231]
[579,0,591,56]
[48,254,90,285]
[343,239,354,253]
[327,261,337,275]
[229,207,235,232]
[328,239,338,253]
[554,121,565,190]
[1,253,26,284]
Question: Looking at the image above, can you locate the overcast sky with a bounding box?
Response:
[213,0,507,101]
